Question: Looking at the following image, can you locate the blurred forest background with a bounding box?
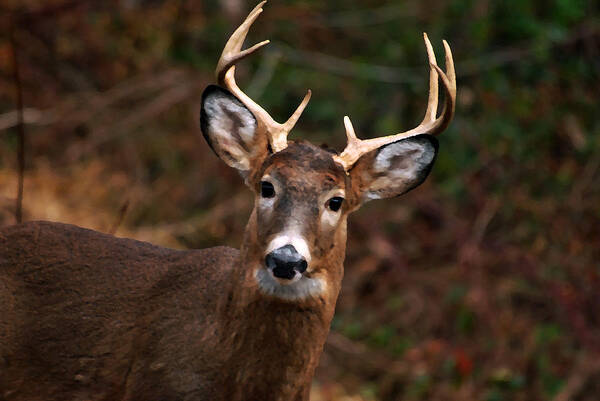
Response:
[1,0,599,400]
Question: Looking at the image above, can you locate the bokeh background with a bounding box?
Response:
[1,0,599,400]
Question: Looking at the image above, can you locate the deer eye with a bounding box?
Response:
[260,181,275,198]
[327,197,344,212]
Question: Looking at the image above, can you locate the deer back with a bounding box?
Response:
[0,221,240,400]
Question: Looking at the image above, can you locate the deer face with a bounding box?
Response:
[251,143,349,299]
[200,85,439,301]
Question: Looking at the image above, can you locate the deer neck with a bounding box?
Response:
[215,209,346,398]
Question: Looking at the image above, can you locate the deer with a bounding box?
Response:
[0,2,455,400]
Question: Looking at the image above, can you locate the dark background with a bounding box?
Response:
[1,0,599,400]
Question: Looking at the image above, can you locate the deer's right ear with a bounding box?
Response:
[349,134,438,204]
[200,85,269,173]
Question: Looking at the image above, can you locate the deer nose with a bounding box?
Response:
[265,245,308,280]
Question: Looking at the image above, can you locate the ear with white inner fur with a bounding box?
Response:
[200,85,268,174]
[350,134,438,203]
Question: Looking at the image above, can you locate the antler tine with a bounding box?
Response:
[423,33,439,123]
[333,35,457,171]
[216,1,268,84]
[428,40,456,134]
[216,1,311,153]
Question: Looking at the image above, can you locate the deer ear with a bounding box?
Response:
[350,134,438,203]
[200,85,269,173]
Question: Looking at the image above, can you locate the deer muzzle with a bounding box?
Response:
[265,244,308,280]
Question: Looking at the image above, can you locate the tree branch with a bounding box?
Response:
[9,19,25,224]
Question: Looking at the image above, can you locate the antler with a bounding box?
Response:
[216,1,311,153]
[333,33,456,171]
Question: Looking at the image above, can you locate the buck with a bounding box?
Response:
[0,2,455,400]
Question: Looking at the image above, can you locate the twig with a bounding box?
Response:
[273,21,600,83]
[315,4,418,28]
[246,51,282,99]
[0,108,46,131]
[108,199,130,235]
[2,0,90,23]
[0,69,187,132]
[133,192,249,239]
[67,82,195,160]
[471,197,500,246]
[568,152,600,209]
[324,331,408,378]
[273,42,420,84]
[552,354,600,401]
[9,19,25,224]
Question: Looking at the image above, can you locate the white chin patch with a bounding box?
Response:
[255,268,326,301]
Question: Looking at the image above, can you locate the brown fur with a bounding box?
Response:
[0,143,352,401]
[0,118,439,400]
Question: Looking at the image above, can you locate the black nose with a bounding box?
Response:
[265,245,308,280]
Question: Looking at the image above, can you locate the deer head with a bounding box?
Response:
[200,1,456,304]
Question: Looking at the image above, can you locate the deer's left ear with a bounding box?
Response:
[349,134,438,203]
[200,85,269,174]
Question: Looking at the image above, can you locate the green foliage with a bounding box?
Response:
[406,374,432,399]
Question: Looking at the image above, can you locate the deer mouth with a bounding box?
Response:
[254,267,326,301]
[267,268,302,285]
[272,267,296,280]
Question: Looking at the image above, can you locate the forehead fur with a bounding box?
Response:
[261,142,346,185]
